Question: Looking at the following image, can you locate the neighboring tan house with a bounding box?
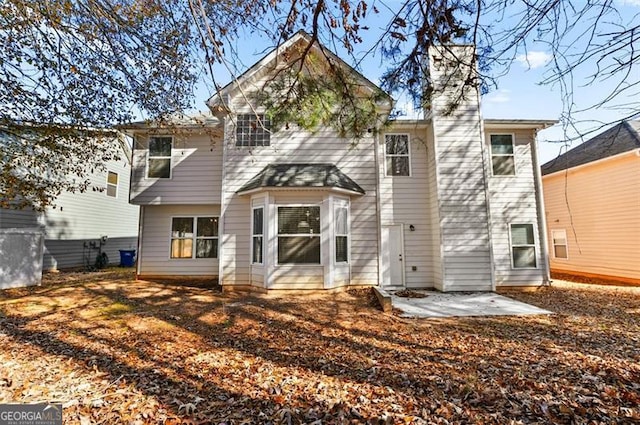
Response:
[124,32,555,292]
[0,132,139,271]
[541,120,640,284]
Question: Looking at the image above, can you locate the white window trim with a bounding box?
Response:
[106,171,118,198]
[276,204,322,265]
[489,133,517,177]
[334,200,350,264]
[146,135,173,179]
[384,133,412,177]
[251,206,265,265]
[551,229,569,260]
[235,113,271,147]
[508,223,538,269]
[169,215,219,260]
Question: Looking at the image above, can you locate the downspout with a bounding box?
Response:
[373,118,383,287]
[478,115,497,291]
[135,206,144,280]
[129,133,143,280]
[531,131,552,285]
[218,107,229,286]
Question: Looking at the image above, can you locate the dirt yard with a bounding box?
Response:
[0,269,638,424]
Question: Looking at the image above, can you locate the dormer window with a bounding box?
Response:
[236,114,271,147]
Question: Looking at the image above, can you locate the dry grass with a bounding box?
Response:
[0,270,638,424]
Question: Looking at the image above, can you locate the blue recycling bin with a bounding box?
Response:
[119,249,136,267]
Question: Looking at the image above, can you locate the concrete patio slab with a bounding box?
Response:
[391,291,553,318]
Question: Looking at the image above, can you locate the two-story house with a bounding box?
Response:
[0,130,139,273]
[124,32,555,292]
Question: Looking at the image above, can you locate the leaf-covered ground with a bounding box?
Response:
[1,270,639,424]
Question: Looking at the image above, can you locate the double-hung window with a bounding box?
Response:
[490,134,515,175]
[334,202,349,263]
[106,171,118,197]
[277,206,321,264]
[510,223,537,268]
[552,229,568,259]
[171,217,219,259]
[252,207,264,264]
[148,136,172,178]
[385,134,410,176]
[236,114,271,147]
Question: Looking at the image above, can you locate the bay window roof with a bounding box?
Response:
[237,163,365,195]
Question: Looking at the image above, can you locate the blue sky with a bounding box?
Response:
[190,0,640,165]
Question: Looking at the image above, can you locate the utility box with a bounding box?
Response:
[0,227,45,289]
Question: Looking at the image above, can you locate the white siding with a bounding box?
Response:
[220,118,379,288]
[0,208,40,228]
[379,124,435,288]
[130,133,223,205]
[138,204,220,277]
[487,130,546,286]
[1,153,139,270]
[428,45,492,291]
[543,153,640,282]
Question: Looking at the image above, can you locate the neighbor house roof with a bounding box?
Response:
[118,112,222,131]
[541,120,640,175]
[237,163,365,195]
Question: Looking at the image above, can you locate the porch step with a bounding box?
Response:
[373,287,393,313]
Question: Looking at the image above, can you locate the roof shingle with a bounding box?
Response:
[237,163,365,195]
[541,120,640,175]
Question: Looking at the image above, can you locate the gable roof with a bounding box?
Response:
[207,31,392,110]
[237,163,365,195]
[541,120,640,175]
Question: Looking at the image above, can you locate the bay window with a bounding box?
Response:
[334,202,349,263]
[252,207,264,264]
[277,206,321,264]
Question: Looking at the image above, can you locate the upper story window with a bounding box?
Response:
[510,223,537,268]
[277,206,320,264]
[147,136,172,178]
[385,134,410,176]
[236,114,271,147]
[490,134,515,175]
[106,171,118,197]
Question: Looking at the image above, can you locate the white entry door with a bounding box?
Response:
[381,224,405,288]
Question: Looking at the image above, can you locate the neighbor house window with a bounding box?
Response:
[552,229,568,259]
[385,134,410,176]
[252,207,264,264]
[510,223,537,268]
[106,171,118,197]
[236,114,271,147]
[490,134,515,175]
[148,136,172,178]
[334,202,349,263]
[171,217,218,259]
[277,206,320,264]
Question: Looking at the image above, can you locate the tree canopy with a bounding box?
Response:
[1,0,637,208]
